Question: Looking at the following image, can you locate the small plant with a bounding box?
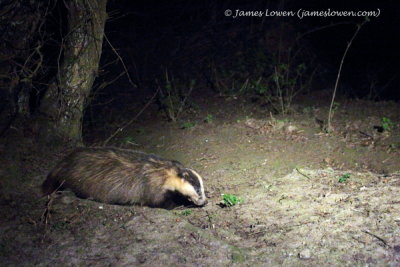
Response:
[180,209,192,216]
[210,63,251,96]
[381,117,395,132]
[204,114,214,123]
[332,102,340,112]
[252,62,315,114]
[181,121,195,129]
[276,118,289,124]
[157,70,196,121]
[338,173,351,183]
[221,194,243,207]
[251,78,268,95]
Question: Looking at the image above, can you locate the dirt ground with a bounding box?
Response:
[1,92,400,266]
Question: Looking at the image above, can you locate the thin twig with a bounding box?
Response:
[102,88,160,146]
[41,196,54,225]
[41,181,65,224]
[296,168,311,180]
[96,71,125,90]
[359,131,374,138]
[327,19,368,132]
[205,210,217,235]
[362,230,388,247]
[176,80,195,118]
[103,33,137,88]
[274,66,284,113]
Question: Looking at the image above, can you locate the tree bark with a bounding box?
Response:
[39,0,107,144]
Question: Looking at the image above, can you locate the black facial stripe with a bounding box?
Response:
[180,169,202,194]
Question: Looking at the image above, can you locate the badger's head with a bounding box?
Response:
[164,167,207,206]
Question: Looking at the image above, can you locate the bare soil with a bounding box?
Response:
[1,93,400,266]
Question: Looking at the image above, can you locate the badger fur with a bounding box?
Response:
[42,147,207,208]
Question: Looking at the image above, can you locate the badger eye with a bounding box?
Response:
[180,171,189,178]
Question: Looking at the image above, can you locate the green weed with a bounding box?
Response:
[204,114,214,123]
[338,173,351,183]
[381,117,395,132]
[180,209,192,216]
[222,194,243,207]
[181,121,195,129]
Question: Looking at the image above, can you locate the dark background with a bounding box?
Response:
[101,0,399,97]
[1,0,399,140]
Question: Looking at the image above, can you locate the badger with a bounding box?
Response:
[42,147,207,208]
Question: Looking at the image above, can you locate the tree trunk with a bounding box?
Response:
[39,0,107,144]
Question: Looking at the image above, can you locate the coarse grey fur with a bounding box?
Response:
[42,147,207,208]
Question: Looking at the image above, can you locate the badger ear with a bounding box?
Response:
[171,160,184,168]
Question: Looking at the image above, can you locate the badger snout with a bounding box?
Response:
[193,197,207,206]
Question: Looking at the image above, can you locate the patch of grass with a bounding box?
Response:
[222,194,243,207]
[181,121,195,129]
[381,117,395,132]
[338,173,351,183]
[230,246,247,263]
[204,114,214,123]
[180,209,192,216]
[276,118,289,124]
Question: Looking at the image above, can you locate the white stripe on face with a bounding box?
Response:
[187,169,206,202]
